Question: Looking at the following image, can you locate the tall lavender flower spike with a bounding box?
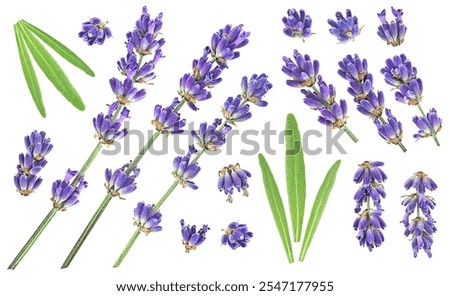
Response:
[180,219,209,253]
[152,98,186,135]
[93,102,130,145]
[133,202,162,235]
[282,50,319,87]
[172,145,201,190]
[210,24,250,68]
[282,9,313,41]
[104,162,140,199]
[51,169,88,211]
[218,163,251,203]
[402,171,438,257]
[221,222,253,249]
[78,17,112,46]
[110,78,146,105]
[221,96,251,125]
[377,7,407,47]
[413,109,442,140]
[328,9,362,43]
[192,119,232,151]
[354,209,385,251]
[241,74,272,106]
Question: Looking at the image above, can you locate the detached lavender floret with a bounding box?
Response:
[180,219,209,253]
[78,17,112,46]
[328,9,362,43]
[221,222,253,249]
[51,169,88,211]
[172,145,201,190]
[152,98,186,135]
[282,9,312,41]
[191,119,231,151]
[377,7,407,47]
[218,163,251,203]
[93,102,130,145]
[104,162,140,199]
[133,202,162,235]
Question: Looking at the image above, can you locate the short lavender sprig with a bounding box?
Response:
[402,172,437,257]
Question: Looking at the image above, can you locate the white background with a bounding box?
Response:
[0,0,448,295]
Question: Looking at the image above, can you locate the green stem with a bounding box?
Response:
[398,142,407,153]
[174,99,186,112]
[61,194,113,269]
[8,208,57,270]
[113,229,141,268]
[71,142,103,186]
[126,131,161,174]
[153,180,180,212]
[417,104,440,146]
[342,125,359,143]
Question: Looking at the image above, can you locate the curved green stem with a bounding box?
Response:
[342,125,359,143]
[113,229,141,268]
[417,104,440,146]
[8,208,57,270]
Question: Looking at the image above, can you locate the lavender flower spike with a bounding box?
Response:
[105,162,140,199]
[180,219,210,253]
[282,9,313,41]
[210,24,250,68]
[377,7,407,47]
[221,222,253,249]
[172,145,201,190]
[218,163,251,203]
[51,169,88,211]
[191,119,232,151]
[221,96,252,125]
[78,17,112,46]
[354,209,385,251]
[152,98,186,135]
[282,50,320,87]
[328,9,362,43]
[241,74,272,107]
[413,108,442,140]
[110,78,146,105]
[93,102,130,145]
[133,202,162,235]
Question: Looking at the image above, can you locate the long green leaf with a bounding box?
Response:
[258,153,294,263]
[18,22,85,111]
[299,160,341,262]
[285,113,306,243]
[20,20,95,77]
[14,23,45,117]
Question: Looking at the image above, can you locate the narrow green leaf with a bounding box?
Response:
[14,23,45,117]
[18,22,86,111]
[258,153,294,263]
[20,19,95,77]
[285,113,306,243]
[299,160,341,262]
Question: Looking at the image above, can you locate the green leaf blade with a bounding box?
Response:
[285,113,306,243]
[18,22,86,111]
[21,20,95,77]
[258,153,294,264]
[14,23,45,117]
[299,159,341,262]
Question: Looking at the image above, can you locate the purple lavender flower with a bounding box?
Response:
[282,50,320,87]
[327,9,361,43]
[217,163,251,203]
[126,14,165,57]
[192,56,222,88]
[93,102,130,145]
[318,100,348,128]
[380,54,417,87]
[354,161,387,185]
[117,53,139,79]
[377,7,407,47]
[104,162,140,199]
[356,91,385,119]
[78,17,112,46]
[25,131,53,161]
[210,24,250,68]
[17,153,47,177]
[405,217,436,258]
[110,78,146,105]
[221,222,253,249]
[241,74,272,107]
[338,54,369,83]
[191,119,231,151]
[51,169,88,211]
[151,98,186,135]
[374,109,403,145]
[395,78,423,105]
[401,193,436,224]
[413,108,442,139]
[301,76,335,110]
[178,74,212,111]
[282,9,313,41]
[180,219,209,253]
[221,96,252,125]
[354,184,386,213]
[135,7,163,36]
[354,209,385,251]
[404,171,437,194]
[172,145,201,190]
[14,174,43,197]
[133,202,162,235]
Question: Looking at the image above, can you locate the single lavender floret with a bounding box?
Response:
[133,202,162,235]
[104,162,140,199]
[221,222,253,250]
[282,50,320,87]
[374,109,403,145]
[353,161,387,185]
[301,76,335,110]
[78,17,112,46]
[51,169,88,211]
[404,171,437,194]
[191,119,231,151]
[241,74,272,107]
[318,100,348,128]
[353,209,385,251]
[327,9,361,43]
[178,74,212,111]
[210,24,250,68]
[217,163,251,203]
[377,7,407,47]
[110,78,146,105]
[172,145,201,190]
[152,98,186,135]
[221,96,252,125]
[413,108,442,139]
[282,9,313,41]
[380,54,417,87]
[180,219,209,253]
[93,102,130,145]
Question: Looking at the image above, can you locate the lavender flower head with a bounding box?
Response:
[327,9,361,43]
[401,193,436,226]
[354,209,385,251]
[133,202,162,235]
[357,91,385,119]
[302,76,335,110]
[192,56,222,88]
[110,78,146,105]
[395,78,423,105]
[191,119,231,151]
[318,100,348,129]
[282,9,313,41]
[404,171,437,194]
[78,17,112,46]
[152,98,186,135]
[380,54,417,87]
[180,219,209,253]
[375,109,403,145]
[178,74,212,111]
[354,161,387,185]
[104,162,140,199]
[210,24,250,68]
[221,96,251,125]
[405,217,436,258]
[377,7,407,47]
[25,131,53,161]
[218,163,251,203]
[93,102,130,145]
[282,50,320,87]
[241,74,272,107]
[51,169,88,211]
[172,145,201,190]
[338,54,369,83]
[221,222,253,249]
[413,108,442,139]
